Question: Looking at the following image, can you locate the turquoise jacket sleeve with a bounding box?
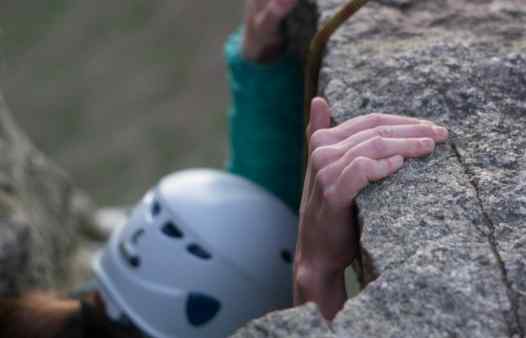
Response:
[225,30,304,212]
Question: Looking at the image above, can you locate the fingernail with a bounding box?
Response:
[421,138,435,150]
[433,126,448,139]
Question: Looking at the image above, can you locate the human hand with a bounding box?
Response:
[294,97,449,319]
[242,0,297,63]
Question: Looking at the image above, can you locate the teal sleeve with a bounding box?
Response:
[225,29,304,212]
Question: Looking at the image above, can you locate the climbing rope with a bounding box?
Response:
[303,0,371,166]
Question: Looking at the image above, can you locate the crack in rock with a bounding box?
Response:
[451,142,525,338]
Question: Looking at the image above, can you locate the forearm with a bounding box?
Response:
[225,28,304,211]
[293,261,347,321]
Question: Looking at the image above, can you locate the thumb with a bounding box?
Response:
[301,97,331,211]
[308,97,331,138]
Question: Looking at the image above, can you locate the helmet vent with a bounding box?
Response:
[281,250,293,264]
[131,229,145,243]
[119,242,141,269]
[151,201,162,217]
[186,293,221,327]
[187,244,212,260]
[161,222,184,239]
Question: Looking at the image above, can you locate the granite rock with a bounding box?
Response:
[231,303,334,338]
[0,92,102,295]
[235,0,526,337]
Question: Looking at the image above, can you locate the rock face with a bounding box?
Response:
[0,92,101,296]
[234,0,526,337]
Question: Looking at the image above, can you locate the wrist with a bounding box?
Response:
[294,257,346,293]
[294,259,348,320]
[293,258,346,308]
[294,231,355,278]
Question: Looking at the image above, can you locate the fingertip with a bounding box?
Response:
[420,138,436,151]
[384,155,404,176]
[311,97,328,111]
[432,126,449,141]
[376,155,404,180]
[393,155,404,169]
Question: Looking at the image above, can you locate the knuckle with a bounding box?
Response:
[309,130,330,151]
[376,126,393,138]
[384,157,396,172]
[352,158,374,186]
[342,146,356,163]
[370,136,386,153]
[312,146,340,172]
[414,139,433,153]
[322,188,338,206]
[315,168,332,189]
[414,140,425,153]
[417,124,433,135]
[366,113,384,125]
[349,157,376,189]
[311,148,329,171]
[351,156,372,173]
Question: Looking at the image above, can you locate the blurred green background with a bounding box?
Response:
[0,0,244,205]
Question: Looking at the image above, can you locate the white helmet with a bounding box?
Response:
[93,169,298,338]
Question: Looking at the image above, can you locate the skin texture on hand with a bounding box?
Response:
[294,97,449,320]
[242,0,298,63]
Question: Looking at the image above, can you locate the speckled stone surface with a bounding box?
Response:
[235,0,526,337]
[231,303,334,338]
[0,92,99,295]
